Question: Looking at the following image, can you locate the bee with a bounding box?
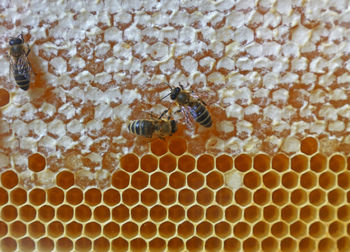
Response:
[162,84,212,128]
[7,33,33,90]
[127,110,178,139]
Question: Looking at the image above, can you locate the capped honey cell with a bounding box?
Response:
[28,153,46,172]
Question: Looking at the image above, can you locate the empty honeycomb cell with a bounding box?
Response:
[151,139,168,156]
[169,171,186,189]
[206,171,224,189]
[187,205,204,222]
[186,237,203,252]
[141,154,158,173]
[300,171,317,189]
[56,238,73,252]
[253,221,269,238]
[206,205,223,223]
[66,187,83,205]
[244,205,261,223]
[150,172,167,189]
[291,189,307,205]
[1,237,16,252]
[141,188,157,206]
[319,171,335,189]
[235,154,252,172]
[131,205,148,222]
[338,172,350,189]
[178,221,194,238]
[10,221,26,238]
[94,237,109,252]
[103,222,120,238]
[338,205,350,221]
[75,237,92,251]
[262,237,278,252]
[281,238,297,252]
[19,237,35,252]
[111,170,130,189]
[112,205,129,223]
[0,221,7,237]
[178,189,195,206]
[38,238,54,251]
[131,171,149,190]
[310,153,327,172]
[282,172,298,189]
[140,222,157,239]
[168,137,187,156]
[19,205,36,222]
[224,238,241,251]
[329,221,344,238]
[197,188,214,206]
[215,221,231,238]
[120,153,139,172]
[329,154,346,172]
[1,205,17,222]
[196,221,213,238]
[1,171,18,189]
[225,205,242,223]
[10,188,27,205]
[299,238,316,252]
[57,204,74,222]
[216,187,233,206]
[290,221,307,238]
[159,154,177,173]
[75,204,92,222]
[234,188,251,206]
[338,237,350,252]
[85,222,101,238]
[38,205,54,222]
[281,205,298,223]
[94,205,110,222]
[271,221,288,238]
[111,238,128,252]
[28,153,46,172]
[56,170,74,189]
[149,238,166,252]
[47,187,64,205]
[103,189,120,206]
[28,221,45,239]
[150,205,166,222]
[262,171,279,188]
[253,188,270,206]
[178,155,195,173]
[47,221,64,238]
[187,172,204,189]
[0,188,8,205]
[300,205,316,223]
[272,188,288,206]
[159,221,176,238]
[216,154,233,172]
[319,238,336,252]
[0,88,10,107]
[301,137,318,155]
[243,238,259,252]
[168,238,184,252]
[85,188,102,206]
[233,222,250,239]
[328,188,344,206]
[66,221,82,238]
[254,154,270,172]
[272,154,289,172]
[130,238,147,252]
[319,205,335,222]
[244,171,261,189]
[168,205,185,223]
[197,154,215,173]
[205,237,222,252]
[29,188,46,206]
[291,154,308,172]
[159,188,176,205]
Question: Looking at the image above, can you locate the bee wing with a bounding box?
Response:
[181,106,195,131]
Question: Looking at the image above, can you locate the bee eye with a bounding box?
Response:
[9,38,21,45]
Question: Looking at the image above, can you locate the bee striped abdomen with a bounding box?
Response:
[128,120,155,138]
[190,101,212,127]
[14,72,30,90]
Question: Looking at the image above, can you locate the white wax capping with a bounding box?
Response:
[38,135,56,150]
[95,103,113,120]
[0,121,10,134]
[264,105,282,122]
[58,103,76,120]
[281,137,300,153]
[272,89,289,104]
[48,119,66,136]
[114,12,132,25]
[95,43,110,57]
[218,120,235,133]
[329,121,345,132]
[338,105,350,119]
[13,119,29,137]
[234,26,254,44]
[148,42,169,61]
[67,119,83,134]
[208,72,225,86]
[49,57,67,74]
[69,56,86,69]
[319,105,338,121]
[281,72,298,83]
[217,57,235,71]
[236,57,253,71]
[225,171,242,191]
[181,56,198,73]
[74,70,94,84]
[226,104,243,119]
[29,119,47,136]
[263,72,279,89]
[104,27,123,42]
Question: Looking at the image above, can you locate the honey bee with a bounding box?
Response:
[7,33,33,90]
[162,84,212,128]
[127,110,178,139]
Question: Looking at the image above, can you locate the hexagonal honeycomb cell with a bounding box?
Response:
[1,1,350,251]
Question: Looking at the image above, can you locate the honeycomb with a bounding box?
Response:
[1,0,350,251]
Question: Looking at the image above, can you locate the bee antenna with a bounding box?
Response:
[161,92,171,100]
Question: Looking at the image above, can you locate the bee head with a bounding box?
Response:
[170,87,181,100]
[170,120,177,134]
[9,37,23,46]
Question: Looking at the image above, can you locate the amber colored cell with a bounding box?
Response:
[197,154,214,173]
[28,153,46,172]
[216,188,233,206]
[75,237,92,252]
[56,238,73,252]
[150,205,166,222]
[159,154,177,173]
[187,172,204,189]
[178,189,195,206]
[85,188,102,206]
[225,205,242,223]
[149,238,166,252]
[151,139,168,156]
[167,205,185,223]
[103,222,120,238]
[196,221,213,238]
[281,205,298,223]
[319,238,336,252]
[178,221,194,238]
[262,171,279,188]
[263,205,279,222]
[262,237,278,252]
[187,205,204,222]
[215,221,231,238]
[300,205,316,223]
[47,221,64,238]
[319,171,335,189]
[224,238,241,251]
[1,171,18,189]
[150,172,167,189]
[94,237,110,251]
[235,154,252,172]
[0,188,8,206]
[291,154,308,172]
[168,137,187,156]
[329,154,346,172]
[281,238,297,252]
[1,205,17,222]
[253,221,269,238]
[338,205,350,221]
[10,221,26,238]
[131,171,149,190]
[234,188,251,206]
[300,171,317,189]
[19,237,35,252]
[85,222,101,238]
[271,221,288,238]
[10,188,27,205]
[38,205,54,222]
[328,188,345,206]
[131,205,148,222]
[310,153,327,172]
[0,89,10,107]
[233,222,250,239]
[282,172,298,189]
[300,137,318,155]
[329,221,344,238]
[159,188,176,205]
[57,205,74,222]
[28,221,45,239]
[290,221,307,238]
[178,155,195,172]
[66,221,82,238]
[205,237,222,252]
[94,205,110,222]
[242,238,259,252]
[103,189,120,206]
[120,153,139,172]
[111,170,130,189]
[0,221,7,237]
[272,188,288,206]
[112,205,129,223]
[254,154,270,172]
[216,154,233,172]
[338,172,350,189]
[65,187,83,205]
[29,188,45,206]
[197,188,214,206]
[253,188,270,206]
[206,205,223,223]
[244,205,261,223]
[244,171,260,189]
[140,222,157,239]
[75,205,92,222]
[168,238,184,252]
[140,154,158,173]
[0,237,16,252]
[206,171,224,189]
[291,189,307,205]
[38,238,54,251]
[319,205,335,222]
[159,221,176,238]
[111,238,128,252]
[141,188,157,206]
[299,237,316,252]
[56,170,74,189]
[338,237,350,252]
[47,187,64,205]
[169,171,186,189]
[272,153,289,172]
[310,188,326,206]
[130,238,147,252]
[186,236,203,252]
[19,205,36,222]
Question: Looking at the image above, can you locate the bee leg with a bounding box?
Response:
[25,45,37,76]
[158,109,168,120]
[180,84,185,90]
